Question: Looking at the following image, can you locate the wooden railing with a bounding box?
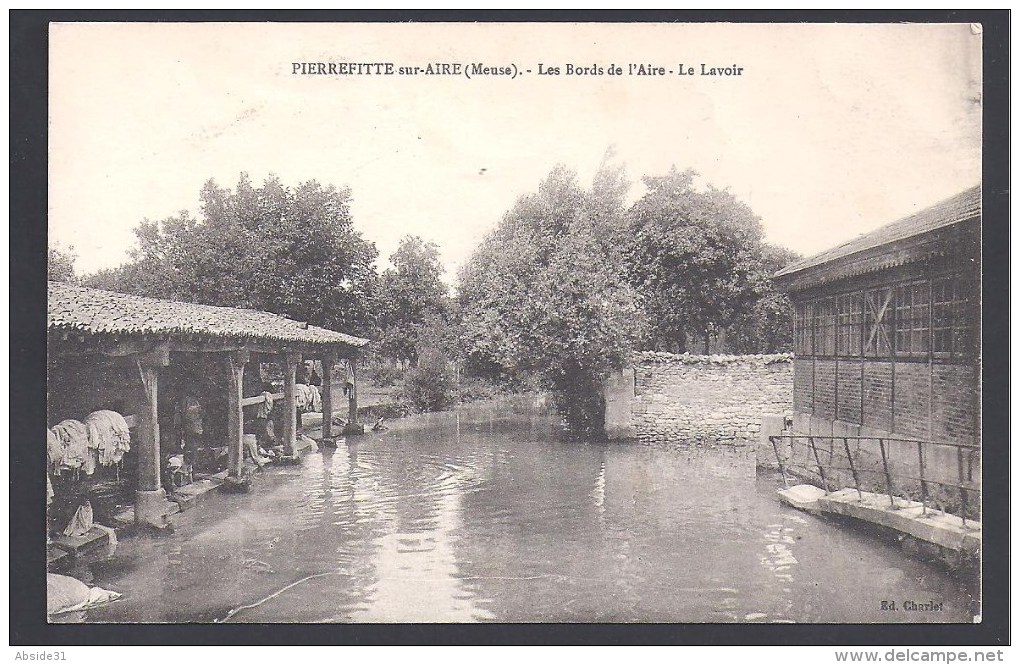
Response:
[241,392,284,408]
[121,391,284,429]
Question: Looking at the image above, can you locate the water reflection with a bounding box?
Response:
[78,399,978,624]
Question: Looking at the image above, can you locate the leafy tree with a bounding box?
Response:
[459,162,643,438]
[625,167,794,353]
[83,174,379,336]
[375,235,450,363]
[726,244,800,353]
[48,245,77,282]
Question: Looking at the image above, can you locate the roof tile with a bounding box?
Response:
[48,282,368,349]
[775,185,981,278]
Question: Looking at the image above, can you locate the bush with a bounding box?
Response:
[397,351,457,413]
[366,361,406,388]
[455,375,505,403]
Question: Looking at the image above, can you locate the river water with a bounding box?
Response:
[75,399,978,623]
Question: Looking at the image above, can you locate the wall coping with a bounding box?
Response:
[634,351,794,366]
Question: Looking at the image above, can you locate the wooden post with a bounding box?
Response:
[348,357,359,424]
[282,351,301,456]
[226,350,248,480]
[134,344,172,528]
[321,352,335,440]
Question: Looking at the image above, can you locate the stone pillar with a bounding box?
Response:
[225,350,248,481]
[348,357,359,424]
[281,351,301,457]
[320,352,335,440]
[604,366,636,440]
[134,345,174,528]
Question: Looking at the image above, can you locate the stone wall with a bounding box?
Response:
[607,352,794,445]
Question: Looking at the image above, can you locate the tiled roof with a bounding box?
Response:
[48,282,368,348]
[775,185,981,279]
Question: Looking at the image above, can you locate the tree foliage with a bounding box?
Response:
[48,245,78,282]
[625,167,798,353]
[726,243,800,354]
[459,163,643,439]
[374,235,450,363]
[84,174,379,336]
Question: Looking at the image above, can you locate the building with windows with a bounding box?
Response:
[774,186,980,450]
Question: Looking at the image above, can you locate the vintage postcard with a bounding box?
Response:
[39,19,989,631]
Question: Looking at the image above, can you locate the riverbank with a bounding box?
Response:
[55,400,976,624]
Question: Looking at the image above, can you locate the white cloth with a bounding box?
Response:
[47,574,121,615]
[255,392,274,419]
[294,384,309,410]
[52,420,93,474]
[63,502,94,538]
[84,410,131,467]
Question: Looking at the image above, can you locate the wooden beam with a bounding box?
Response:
[226,352,247,480]
[321,352,336,439]
[241,392,283,408]
[348,358,359,424]
[168,340,249,353]
[135,361,162,493]
[49,337,166,358]
[281,351,302,456]
[136,343,171,368]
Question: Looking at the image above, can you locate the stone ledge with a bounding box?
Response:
[816,489,981,554]
[636,351,794,365]
[171,472,228,510]
[49,526,110,558]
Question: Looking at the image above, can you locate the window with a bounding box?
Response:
[894,281,930,356]
[795,302,813,356]
[932,275,976,358]
[864,287,893,357]
[814,297,836,356]
[837,292,864,356]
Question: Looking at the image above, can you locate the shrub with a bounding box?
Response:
[397,350,457,413]
[456,375,504,403]
[366,361,406,388]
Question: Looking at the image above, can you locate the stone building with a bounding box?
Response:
[774,186,981,475]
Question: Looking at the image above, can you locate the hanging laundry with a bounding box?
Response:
[344,360,356,397]
[308,384,322,413]
[84,410,131,467]
[255,391,274,419]
[294,384,310,411]
[51,420,93,475]
[46,428,63,467]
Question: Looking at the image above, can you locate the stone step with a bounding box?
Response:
[49,526,110,558]
[111,500,181,534]
[780,485,982,556]
[47,545,71,570]
[170,474,226,511]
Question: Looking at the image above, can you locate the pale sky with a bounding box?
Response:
[49,22,981,283]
